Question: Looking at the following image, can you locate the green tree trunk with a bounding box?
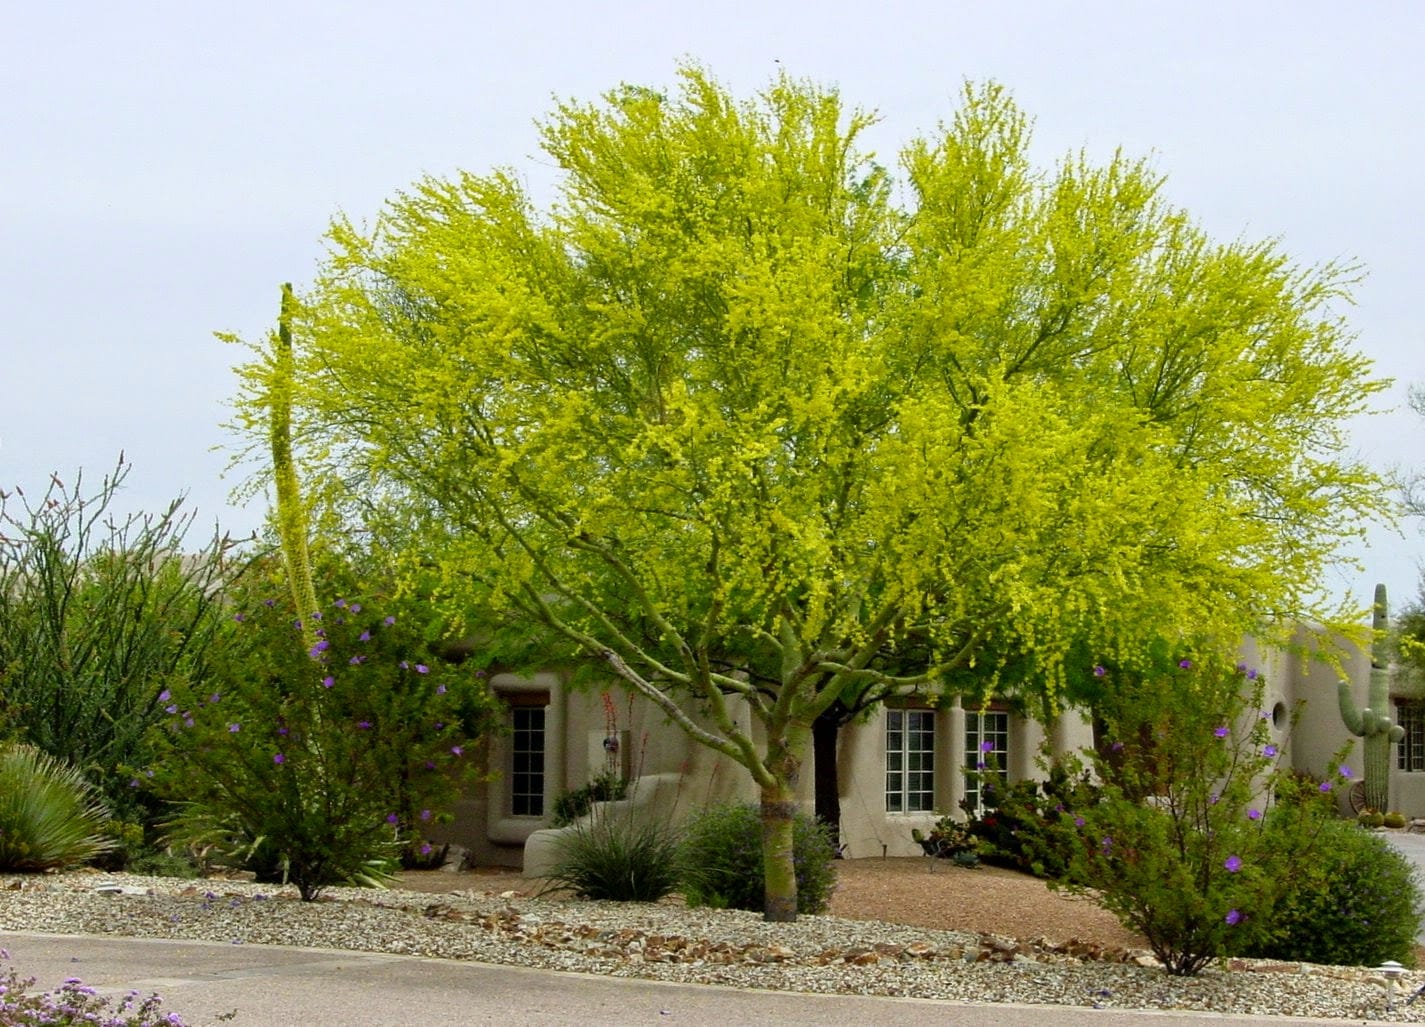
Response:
[761,720,811,921]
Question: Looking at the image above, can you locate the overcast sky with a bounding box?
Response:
[4,1,1422,617]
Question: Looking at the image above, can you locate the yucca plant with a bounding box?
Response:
[0,744,114,871]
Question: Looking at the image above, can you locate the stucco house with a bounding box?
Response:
[435,593,1416,871]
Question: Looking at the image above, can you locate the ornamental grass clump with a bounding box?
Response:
[0,744,114,872]
[151,566,502,899]
[678,802,837,916]
[1057,656,1340,976]
[545,810,682,902]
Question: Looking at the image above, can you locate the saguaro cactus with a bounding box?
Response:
[1338,583,1404,811]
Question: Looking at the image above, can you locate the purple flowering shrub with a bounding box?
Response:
[1056,658,1339,976]
[0,949,186,1026]
[150,568,501,899]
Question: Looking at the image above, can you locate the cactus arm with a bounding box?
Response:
[1338,679,1366,735]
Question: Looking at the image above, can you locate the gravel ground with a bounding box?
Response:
[3,871,1424,1021]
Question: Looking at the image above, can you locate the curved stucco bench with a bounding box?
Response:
[522,772,686,878]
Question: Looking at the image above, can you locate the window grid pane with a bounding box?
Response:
[885,709,934,812]
[1398,701,1425,772]
[964,711,1009,816]
[511,706,546,816]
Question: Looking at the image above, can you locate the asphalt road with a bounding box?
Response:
[0,931,1400,1027]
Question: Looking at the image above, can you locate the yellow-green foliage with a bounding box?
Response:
[229,66,1391,918]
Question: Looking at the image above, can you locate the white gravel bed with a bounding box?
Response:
[3,872,1423,1020]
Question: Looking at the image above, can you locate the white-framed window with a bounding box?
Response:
[964,709,1009,816]
[1398,700,1425,772]
[508,694,548,816]
[886,708,935,812]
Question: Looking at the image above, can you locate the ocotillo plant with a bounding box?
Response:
[1337,583,1404,811]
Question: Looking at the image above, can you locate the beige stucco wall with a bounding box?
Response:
[438,614,1414,870]
[833,699,1094,859]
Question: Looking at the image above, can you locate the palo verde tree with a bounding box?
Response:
[231,67,1389,921]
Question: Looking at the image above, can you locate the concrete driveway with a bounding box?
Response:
[0,932,1398,1027]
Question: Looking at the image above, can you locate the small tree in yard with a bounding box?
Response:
[1058,657,1342,976]
[230,67,1389,920]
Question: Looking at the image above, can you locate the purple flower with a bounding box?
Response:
[357,720,372,730]
[437,684,447,695]
[277,725,289,736]
[1225,908,1242,926]
[1247,808,1262,821]
[1074,816,1085,827]
[1110,741,1124,752]
[979,740,993,753]
[129,778,140,788]
[425,760,436,770]
[1092,665,1106,678]
[976,761,986,770]
[183,716,194,728]
[1214,726,1229,738]
[1101,836,1113,853]
[1263,744,1278,757]
[400,661,410,670]
[350,603,362,613]
[322,676,335,688]
[273,753,285,765]
[349,655,365,665]
[264,598,275,607]
[335,598,347,608]
[233,612,246,623]
[385,813,398,825]
[309,640,329,658]
[1178,659,1192,670]
[1224,855,1242,872]
[359,630,371,642]
[158,689,171,702]
[1210,792,1220,805]
[209,693,221,704]
[415,664,429,674]
[384,615,396,626]
[228,723,241,733]
[451,745,463,757]
[435,721,445,730]
[1319,780,1332,793]
[420,842,433,856]
[1339,766,1353,779]
[419,809,432,821]
[311,611,323,621]
[165,703,178,714]
[1236,662,1247,673]
[1246,669,1258,680]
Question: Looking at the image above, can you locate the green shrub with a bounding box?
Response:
[1242,815,1423,967]
[1057,657,1343,976]
[545,811,682,901]
[551,772,628,827]
[0,460,237,824]
[678,802,837,915]
[0,744,114,871]
[151,573,502,899]
[960,761,1100,878]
